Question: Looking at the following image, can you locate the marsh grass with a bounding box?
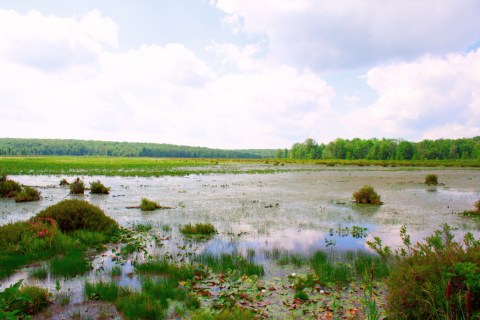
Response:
[85,281,127,302]
[180,223,217,239]
[196,253,264,277]
[15,186,41,202]
[50,248,91,278]
[275,252,306,267]
[29,266,48,280]
[425,173,438,185]
[141,198,160,211]
[0,175,21,198]
[116,292,166,320]
[353,185,382,205]
[135,259,195,281]
[69,178,85,194]
[59,178,69,186]
[89,180,110,194]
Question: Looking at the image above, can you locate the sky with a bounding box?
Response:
[0,1,479,149]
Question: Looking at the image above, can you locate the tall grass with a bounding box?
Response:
[196,253,264,277]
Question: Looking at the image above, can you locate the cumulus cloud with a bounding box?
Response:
[0,9,118,71]
[213,0,480,70]
[345,50,480,140]
[0,9,335,148]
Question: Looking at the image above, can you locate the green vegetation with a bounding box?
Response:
[85,281,128,302]
[140,198,160,211]
[0,175,21,198]
[29,266,48,280]
[196,253,264,277]
[461,200,480,221]
[368,224,480,319]
[180,223,217,239]
[281,136,480,160]
[353,185,382,204]
[69,177,85,194]
[15,185,41,202]
[59,178,69,186]
[425,173,438,185]
[0,200,118,279]
[0,138,273,158]
[89,180,110,194]
[13,285,51,315]
[36,199,118,233]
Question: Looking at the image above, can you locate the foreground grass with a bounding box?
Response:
[0,156,478,177]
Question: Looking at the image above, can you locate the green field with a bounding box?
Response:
[0,156,479,177]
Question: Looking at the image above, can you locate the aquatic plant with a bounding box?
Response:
[15,186,41,202]
[353,185,382,205]
[135,259,195,281]
[35,199,118,234]
[59,178,69,186]
[85,281,128,302]
[29,267,48,280]
[69,177,85,194]
[425,173,438,185]
[89,180,110,194]
[0,280,32,319]
[180,223,217,239]
[50,248,91,278]
[196,253,264,277]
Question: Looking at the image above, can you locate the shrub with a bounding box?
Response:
[369,224,480,319]
[425,173,438,185]
[180,223,217,238]
[59,178,69,186]
[35,199,118,234]
[140,198,159,211]
[69,177,85,194]
[352,185,382,204]
[89,180,110,194]
[0,175,21,198]
[15,186,41,203]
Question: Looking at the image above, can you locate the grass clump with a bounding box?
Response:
[50,248,91,277]
[116,292,166,320]
[180,223,217,239]
[424,173,438,185]
[352,185,382,205]
[140,198,160,211]
[59,178,69,186]
[29,266,48,280]
[15,186,41,203]
[135,259,195,281]
[196,253,264,277]
[35,199,118,234]
[89,180,110,194]
[0,174,21,198]
[69,177,85,194]
[85,281,128,301]
[368,224,480,319]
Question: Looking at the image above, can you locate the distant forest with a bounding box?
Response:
[276,137,480,160]
[0,138,275,158]
[1,137,479,160]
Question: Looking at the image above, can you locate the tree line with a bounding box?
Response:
[0,138,275,159]
[276,137,480,160]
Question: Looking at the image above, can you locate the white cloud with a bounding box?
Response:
[213,0,480,70]
[345,50,480,140]
[0,9,335,149]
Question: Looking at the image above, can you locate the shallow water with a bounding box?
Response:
[1,167,480,303]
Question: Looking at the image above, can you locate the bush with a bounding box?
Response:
[69,177,85,194]
[352,185,382,204]
[369,224,480,319]
[15,186,41,202]
[425,173,438,185]
[35,199,118,234]
[59,178,69,186]
[140,198,159,211]
[89,180,110,194]
[0,175,21,198]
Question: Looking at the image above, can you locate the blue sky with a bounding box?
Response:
[0,1,479,148]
